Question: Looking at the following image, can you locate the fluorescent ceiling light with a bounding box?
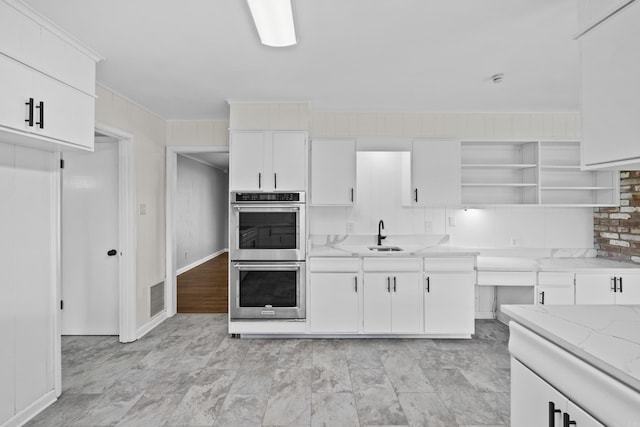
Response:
[247,0,297,47]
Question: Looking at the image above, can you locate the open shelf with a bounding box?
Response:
[460,140,619,206]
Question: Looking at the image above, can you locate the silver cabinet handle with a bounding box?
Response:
[426,276,430,293]
[611,277,617,292]
[274,173,277,189]
[350,188,354,202]
[258,172,262,188]
[539,291,545,305]
[387,276,390,292]
[354,276,358,292]
[414,188,418,203]
[393,276,397,292]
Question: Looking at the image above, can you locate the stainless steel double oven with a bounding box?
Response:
[229,192,306,320]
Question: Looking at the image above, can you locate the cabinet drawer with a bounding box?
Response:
[309,257,360,272]
[424,257,475,272]
[363,257,422,272]
[477,271,535,287]
[538,272,574,286]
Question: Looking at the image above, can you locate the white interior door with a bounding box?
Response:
[62,141,119,335]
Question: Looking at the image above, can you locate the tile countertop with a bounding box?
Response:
[502,304,640,393]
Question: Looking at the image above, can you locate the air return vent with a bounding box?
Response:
[150,282,165,317]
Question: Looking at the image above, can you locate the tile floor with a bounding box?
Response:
[26,315,511,427]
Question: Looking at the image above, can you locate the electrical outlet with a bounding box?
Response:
[511,237,522,247]
[424,221,432,233]
[448,216,456,227]
[139,203,147,215]
[346,222,354,233]
[184,251,188,259]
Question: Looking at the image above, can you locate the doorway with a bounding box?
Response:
[166,146,230,316]
[60,128,136,342]
[62,137,119,334]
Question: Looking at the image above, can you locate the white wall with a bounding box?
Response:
[0,142,57,425]
[176,155,228,270]
[95,84,167,327]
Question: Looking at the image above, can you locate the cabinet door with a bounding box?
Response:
[536,286,575,306]
[34,74,94,149]
[309,273,359,333]
[566,401,605,427]
[581,3,640,168]
[511,358,567,427]
[363,273,392,333]
[272,132,306,191]
[391,272,423,334]
[615,274,640,304]
[412,140,460,206]
[575,273,615,305]
[230,132,265,191]
[311,139,356,205]
[0,55,33,133]
[425,272,474,335]
[0,2,42,70]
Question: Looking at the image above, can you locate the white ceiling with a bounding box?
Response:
[24,0,581,120]
[180,152,230,171]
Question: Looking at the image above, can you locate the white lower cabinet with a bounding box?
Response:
[536,272,575,306]
[575,273,640,305]
[309,272,359,333]
[363,272,423,334]
[424,272,474,335]
[511,358,603,427]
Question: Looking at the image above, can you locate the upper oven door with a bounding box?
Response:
[230,204,306,260]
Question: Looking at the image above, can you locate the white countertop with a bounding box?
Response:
[477,255,640,272]
[308,234,479,258]
[502,304,640,393]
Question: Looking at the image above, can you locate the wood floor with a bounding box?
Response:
[177,252,228,313]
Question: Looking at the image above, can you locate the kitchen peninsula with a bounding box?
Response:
[503,304,640,426]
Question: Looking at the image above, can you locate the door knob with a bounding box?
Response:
[107,249,118,256]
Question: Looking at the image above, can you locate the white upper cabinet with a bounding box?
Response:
[310,138,356,205]
[411,140,461,206]
[272,132,307,191]
[0,0,100,151]
[580,2,640,168]
[576,0,635,35]
[230,131,307,191]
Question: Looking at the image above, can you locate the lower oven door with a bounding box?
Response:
[230,261,306,320]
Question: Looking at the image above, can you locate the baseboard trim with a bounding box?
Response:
[475,311,497,320]
[176,249,227,276]
[2,389,57,427]
[137,310,168,339]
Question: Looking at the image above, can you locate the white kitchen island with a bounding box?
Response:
[503,304,640,426]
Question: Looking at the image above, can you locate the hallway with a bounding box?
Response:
[177,252,228,313]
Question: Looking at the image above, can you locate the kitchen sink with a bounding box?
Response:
[368,245,403,252]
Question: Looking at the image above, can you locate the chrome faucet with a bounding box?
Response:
[377,220,387,246]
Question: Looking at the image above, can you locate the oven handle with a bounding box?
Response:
[232,205,302,210]
[232,263,304,269]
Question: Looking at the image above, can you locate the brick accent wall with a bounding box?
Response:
[594,171,640,264]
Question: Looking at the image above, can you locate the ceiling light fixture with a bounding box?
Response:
[247,0,297,47]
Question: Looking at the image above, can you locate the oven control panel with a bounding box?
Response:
[233,192,304,203]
